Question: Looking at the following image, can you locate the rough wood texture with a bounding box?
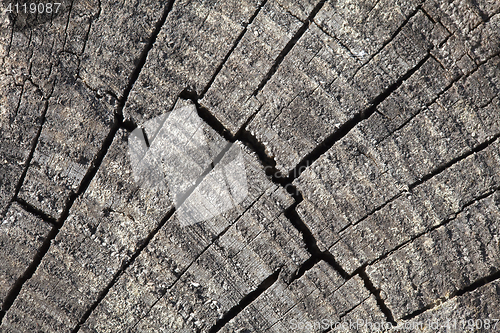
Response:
[0,203,51,302]
[1,0,499,332]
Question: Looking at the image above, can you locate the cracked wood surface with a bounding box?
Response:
[1,0,500,332]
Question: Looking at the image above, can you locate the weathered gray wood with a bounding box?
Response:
[367,190,500,319]
[17,74,115,219]
[399,280,500,332]
[1,0,499,331]
[83,185,308,332]
[1,128,170,331]
[248,8,438,173]
[294,56,500,255]
[200,0,316,134]
[219,262,383,333]
[123,0,262,126]
[0,203,51,303]
[79,0,166,98]
[0,79,45,218]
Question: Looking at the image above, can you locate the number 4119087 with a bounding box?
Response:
[6,2,62,14]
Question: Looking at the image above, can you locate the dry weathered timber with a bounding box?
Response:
[0,0,116,220]
[294,56,500,263]
[399,280,500,332]
[200,0,318,135]
[0,79,45,219]
[332,139,500,274]
[79,0,168,98]
[2,110,309,332]
[0,0,500,331]
[366,190,500,319]
[0,203,51,303]
[1,128,171,331]
[247,8,439,173]
[123,0,263,126]
[82,179,308,332]
[219,261,385,333]
[17,72,115,219]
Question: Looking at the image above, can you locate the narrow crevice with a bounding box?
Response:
[0,19,165,317]
[77,0,102,58]
[469,0,490,22]
[287,53,431,182]
[314,22,360,61]
[130,231,224,330]
[199,0,268,98]
[358,269,397,325]
[284,201,319,254]
[179,88,234,142]
[239,128,289,188]
[13,197,58,226]
[71,206,176,333]
[353,3,423,74]
[61,0,76,51]
[322,300,371,333]
[285,201,350,280]
[319,250,350,280]
[251,0,327,97]
[378,73,460,140]
[6,16,15,57]
[410,134,500,190]
[130,191,266,331]
[117,0,176,106]
[181,91,352,281]
[451,267,500,298]
[61,0,178,225]
[289,256,320,284]
[141,128,150,147]
[0,223,59,324]
[367,187,500,272]
[337,193,403,237]
[402,269,500,321]
[12,80,25,121]
[0,84,53,221]
[208,268,282,333]
[73,3,187,329]
[420,6,436,23]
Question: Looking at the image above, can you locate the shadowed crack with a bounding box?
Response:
[352,3,424,74]
[409,134,500,191]
[208,268,282,333]
[251,0,327,97]
[199,0,269,98]
[13,197,58,226]
[0,81,53,222]
[130,191,266,331]
[287,53,431,183]
[402,269,500,320]
[172,53,436,324]
[358,268,397,325]
[380,50,500,142]
[71,206,176,333]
